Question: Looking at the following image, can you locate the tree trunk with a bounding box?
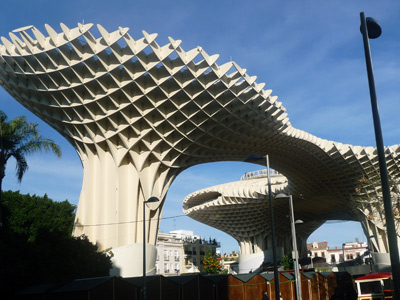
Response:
[0,177,3,227]
[0,164,4,227]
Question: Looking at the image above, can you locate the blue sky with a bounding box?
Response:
[1,0,400,253]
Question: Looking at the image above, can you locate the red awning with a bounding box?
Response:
[355,272,392,282]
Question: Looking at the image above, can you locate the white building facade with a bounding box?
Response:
[156,232,184,275]
[155,230,220,275]
[307,240,368,265]
[308,241,329,261]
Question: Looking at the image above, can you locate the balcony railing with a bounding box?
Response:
[240,169,280,181]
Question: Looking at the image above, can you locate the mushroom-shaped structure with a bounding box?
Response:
[0,23,399,276]
[184,165,400,272]
[183,171,322,273]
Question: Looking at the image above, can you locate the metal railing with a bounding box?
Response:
[240,169,279,181]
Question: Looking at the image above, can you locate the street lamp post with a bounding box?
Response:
[367,235,374,272]
[245,154,280,300]
[359,12,400,298]
[308,250,313,269]
[143,196,159,300]
[276,193,302,300]
[290,199,302,300]
[342,243,346,272]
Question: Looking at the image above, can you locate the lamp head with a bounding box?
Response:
[361,16,382,39]
[275,193,289,199]
[366,17,382,39]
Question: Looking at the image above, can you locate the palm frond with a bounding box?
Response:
[0,111,62,185]
[12,151,28,182]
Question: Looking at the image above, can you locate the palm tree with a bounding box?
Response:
[0,111,62,226]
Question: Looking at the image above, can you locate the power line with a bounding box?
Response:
[75,214,187,228]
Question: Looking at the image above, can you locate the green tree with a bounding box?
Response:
[202,251,223,274]
[0,111,62,226]
[280,253,294,270]
[2,190,75,241]
[0,191,112,299]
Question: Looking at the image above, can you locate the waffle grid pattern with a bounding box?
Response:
[0,23,399,254]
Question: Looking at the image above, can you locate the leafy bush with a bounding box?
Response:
[202,251,223,274]
[280,254,294,270]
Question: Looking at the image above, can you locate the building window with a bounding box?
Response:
[339,254,344,262]
[174,263,180,274]
[346,254,354,260]
[331,255,336,263]
[322,252,325,258]
[164,263,169,273]
[174,250,179,261]
[164,250,169,260]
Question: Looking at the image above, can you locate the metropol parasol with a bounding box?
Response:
[0,23,399,276]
